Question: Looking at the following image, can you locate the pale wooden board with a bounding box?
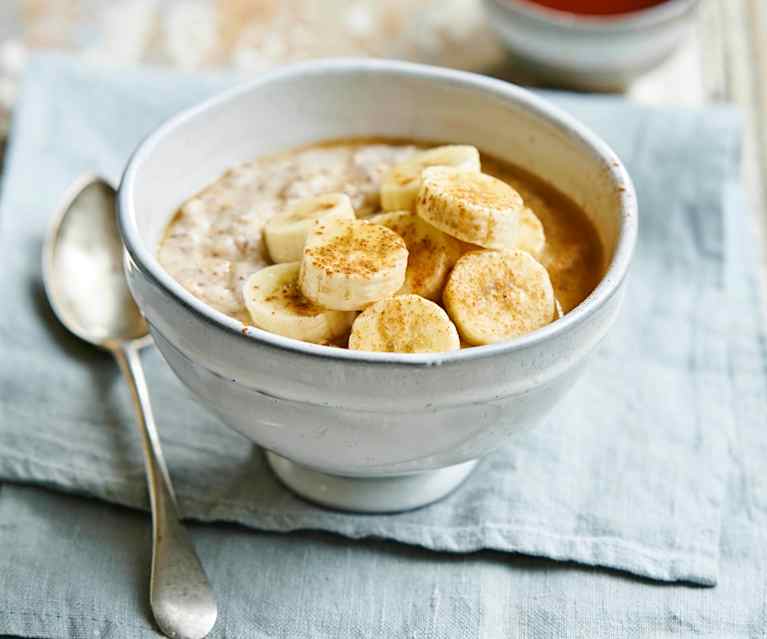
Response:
[710,0,767,290]
[631,0,767,283]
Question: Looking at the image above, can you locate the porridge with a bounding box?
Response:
[158,139,603,352]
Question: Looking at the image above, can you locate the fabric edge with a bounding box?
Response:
[0,455,717,585]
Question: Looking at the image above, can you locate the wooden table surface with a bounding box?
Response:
[1,0,765,283]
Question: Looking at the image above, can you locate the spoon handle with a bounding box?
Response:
[114,342,218,639]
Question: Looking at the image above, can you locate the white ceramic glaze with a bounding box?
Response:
[267,453,479,513]
[483,0,700,91]
[118,59,637,511]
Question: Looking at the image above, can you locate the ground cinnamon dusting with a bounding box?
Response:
[387,219,439,289]
[265,281,323,317]
[305,221,406,278]
[444,249,554,343]
[451,174,522,211]
[378,298,412,351]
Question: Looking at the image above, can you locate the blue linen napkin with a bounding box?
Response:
[0,55,739,586]
[0,186,763,639]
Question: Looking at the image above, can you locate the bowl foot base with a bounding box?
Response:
[266,452,478,513]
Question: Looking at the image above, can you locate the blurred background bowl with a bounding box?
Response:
[483,0,701,91]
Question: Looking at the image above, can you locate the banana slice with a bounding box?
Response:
[380,145,480,212]
[515,207,546,258]
[299,218,408,311]
[369,211,462,301]
[443,249,555,345]
[264,193,355,263]
[243,262,355,343]
[417,167,524,250]
[349,294,460,353]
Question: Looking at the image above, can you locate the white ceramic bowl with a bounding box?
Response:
[118,59,637,512]
[483,0,700,91]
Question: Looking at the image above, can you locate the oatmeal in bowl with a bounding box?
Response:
[118,59,636,512]
[158,140,603,353]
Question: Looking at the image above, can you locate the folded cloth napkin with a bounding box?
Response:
[0,55,739,586]
[0,168,764,639]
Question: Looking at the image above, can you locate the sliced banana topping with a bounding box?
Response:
[515,207,546,258]
[380,145,481,212]
[264,193,355,263]
[417,167,524,250]
[443,249,555,345]
[299,218,408,311]
[369,210,463,301]
[349,294,460,353]
[243,262,356,343]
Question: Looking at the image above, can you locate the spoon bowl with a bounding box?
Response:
[43,175,150,347]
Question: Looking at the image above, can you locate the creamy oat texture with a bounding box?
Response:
[158,142,415,322]
[158,140,603,325]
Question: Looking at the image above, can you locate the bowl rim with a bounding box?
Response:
[118,57,637,367]
[487,0,700,31]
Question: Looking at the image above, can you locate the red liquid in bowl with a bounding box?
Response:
[523,0,669,15]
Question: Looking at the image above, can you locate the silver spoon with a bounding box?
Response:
[42,175,218,639]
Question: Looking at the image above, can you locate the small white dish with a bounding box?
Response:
[118,59,637,513]
[483,0,700,91]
